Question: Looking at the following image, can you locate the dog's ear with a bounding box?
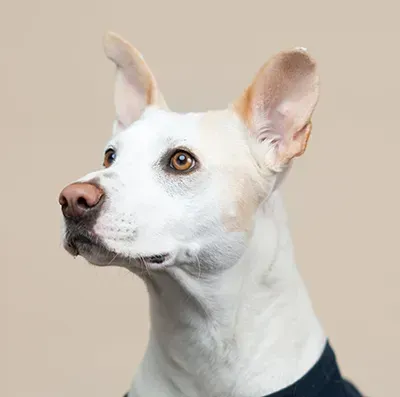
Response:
[103,32,168,132]
[234,48,319,171]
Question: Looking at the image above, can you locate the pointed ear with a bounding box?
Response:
[103,32,168,132]
[234,48,319,171]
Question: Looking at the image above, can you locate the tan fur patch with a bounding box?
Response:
[278,120,313,164]
[221,174,266,233]
[195,111,266,233]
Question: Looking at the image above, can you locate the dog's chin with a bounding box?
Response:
[63,233,172,269]
[64,234,116,266]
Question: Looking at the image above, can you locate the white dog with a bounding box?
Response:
[59,33,364,397]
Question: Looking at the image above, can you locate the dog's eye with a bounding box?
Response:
[170,151,196,172]
[103,149,116,168]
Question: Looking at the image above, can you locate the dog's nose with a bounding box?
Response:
[59,182,104,219]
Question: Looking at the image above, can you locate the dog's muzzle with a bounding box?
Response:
[59,181,105,256]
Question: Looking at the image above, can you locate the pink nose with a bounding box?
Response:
[59,182,104,219]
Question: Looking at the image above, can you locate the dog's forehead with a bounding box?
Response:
[112,107,245,155]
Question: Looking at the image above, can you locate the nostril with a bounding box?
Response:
[77,196,89,209]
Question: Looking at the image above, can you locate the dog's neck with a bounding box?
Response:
[129,191,326,397]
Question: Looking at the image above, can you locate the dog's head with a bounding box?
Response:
[59,33,319,274]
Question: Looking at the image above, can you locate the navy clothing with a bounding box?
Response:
[257,341,363,397]
[123,341,363,397]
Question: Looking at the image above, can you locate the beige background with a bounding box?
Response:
[1,1,399,396]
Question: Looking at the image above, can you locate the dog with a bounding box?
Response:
[59,32,364,397]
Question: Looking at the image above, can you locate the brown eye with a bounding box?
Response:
[170,151,196,172]
[103,148,116,168]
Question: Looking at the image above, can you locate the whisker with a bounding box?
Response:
[139,256,153,280]
[107,252,118,266]
[194,252,202,280]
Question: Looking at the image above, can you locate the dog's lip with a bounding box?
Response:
[73,234,93,245]
[65,232,171,265]
[140,253,170,264]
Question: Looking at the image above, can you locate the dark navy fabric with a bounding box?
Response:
[257,341,363,397]
[122,341,363,397]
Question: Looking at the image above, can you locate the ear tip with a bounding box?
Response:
[103,31,123,52]
[103,31,144,63]
[279,47,318,75]
[104,30,118,39]
[103,32,137,67]
[293,46,317,64]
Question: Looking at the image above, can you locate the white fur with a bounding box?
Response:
[130,180,325,397]
[61,34,326,397]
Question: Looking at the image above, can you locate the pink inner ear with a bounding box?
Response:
[252,96,290,145]
[234,49,319,168]
[253,54,318,154]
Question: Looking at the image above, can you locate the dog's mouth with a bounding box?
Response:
[64,231,171,266]
[140,253,170,264]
